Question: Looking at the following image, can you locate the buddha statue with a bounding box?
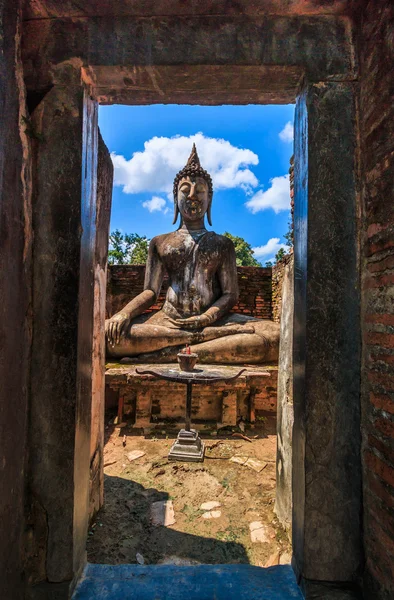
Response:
[106,145,280,364]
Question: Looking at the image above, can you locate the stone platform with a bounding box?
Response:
[73,564,302,600]
[105,363,278,431]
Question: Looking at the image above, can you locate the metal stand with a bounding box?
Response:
[136,366,246,463]
[168,381,205,462]
[168,429,205,462]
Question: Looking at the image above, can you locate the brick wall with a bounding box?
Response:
[272,251,293,323]
[272,156,293,324]
[358,2,394,598]
[107,264,273,320]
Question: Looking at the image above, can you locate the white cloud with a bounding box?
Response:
[142,196,169,214]
[111,132,259,198]
[252,238,287,260]
[245,174,290,214]
[279,121,294,143]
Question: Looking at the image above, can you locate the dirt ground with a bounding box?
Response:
[87,414,292,567]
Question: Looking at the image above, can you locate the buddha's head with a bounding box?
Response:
[173,144,213,226]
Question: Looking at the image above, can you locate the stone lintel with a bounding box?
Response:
[22,15,356,101]
[86,65,303,106]
[24,0,349,21]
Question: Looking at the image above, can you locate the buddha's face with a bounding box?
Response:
[177,176,210,222]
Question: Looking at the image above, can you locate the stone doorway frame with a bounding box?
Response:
[24,17,362,597]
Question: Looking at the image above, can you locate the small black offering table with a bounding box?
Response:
[136,366,246,462]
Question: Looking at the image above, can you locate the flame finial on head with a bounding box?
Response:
[185,143,201,168]
[172,144,213,225]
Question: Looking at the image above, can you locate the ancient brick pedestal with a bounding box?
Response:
[105,365,278,431]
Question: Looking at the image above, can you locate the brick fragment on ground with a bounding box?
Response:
[200,501,221,511]
[127,450,146,462]
[230,455,248,465]
[230,455,267,472]
[245,458,267,473]
[202,510,222,519]
[249,521,275,543]
[151,500,176,527]
[279,551,292,565]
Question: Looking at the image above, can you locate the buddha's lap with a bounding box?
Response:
[127,311,277,339]
[132,310,257,328]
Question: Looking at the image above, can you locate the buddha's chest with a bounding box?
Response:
[159,235,222,273]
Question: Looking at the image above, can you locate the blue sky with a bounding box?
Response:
[99,104,294,264]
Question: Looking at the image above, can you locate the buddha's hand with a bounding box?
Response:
[105,312,130,346]
[170,314,213,330]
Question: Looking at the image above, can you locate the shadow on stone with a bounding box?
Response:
[302,579,363,599]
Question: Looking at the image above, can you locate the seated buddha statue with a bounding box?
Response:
[106,145,280,364]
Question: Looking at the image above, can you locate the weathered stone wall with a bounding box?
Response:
[275,255,294,536]
[26,84,100,597]
[89,132,113,522]
[0,2,32,599]
[293,81,361,586]
[358,2,394,598]
[28,85,85,588]
[12,2,367,597]
[107,264,273,320]
[272,251,293,323]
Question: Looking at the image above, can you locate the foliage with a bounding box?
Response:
[223,232,261,267]
[283,218,294,248]
[275,247,286,262]
[130,235,150,265]
[108,229,149,265]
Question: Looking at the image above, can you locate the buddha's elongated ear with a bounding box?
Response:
[172,202,179,225]
[207,200,212,226]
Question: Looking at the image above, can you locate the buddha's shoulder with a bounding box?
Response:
[207,232,235,250]
[149,232,176,246]
[150,231,234,250]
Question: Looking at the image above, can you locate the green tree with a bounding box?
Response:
[283,218,294,248]
[108,230,149,265]
[223,232,261,267]
[129,234,149,264]
[108,229,129,264]
[275,247,286,262]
